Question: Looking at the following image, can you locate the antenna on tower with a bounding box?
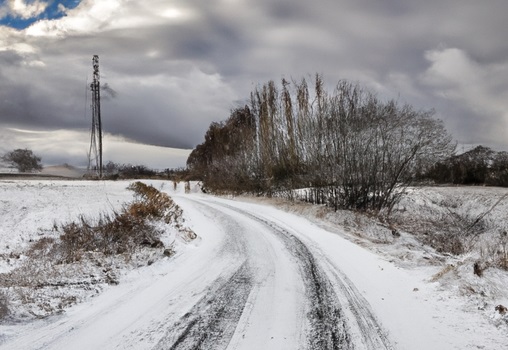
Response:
[88,55,103,178]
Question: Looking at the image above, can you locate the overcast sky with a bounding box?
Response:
[1,0,507,168]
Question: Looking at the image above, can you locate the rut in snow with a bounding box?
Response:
[216,201,392,350]
[154,262,253,350]
[229,206,352,350]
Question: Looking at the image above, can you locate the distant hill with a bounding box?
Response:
[40,164,86,178]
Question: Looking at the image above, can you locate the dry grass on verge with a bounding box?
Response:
[390,189,508,271]
[0,182,195,321]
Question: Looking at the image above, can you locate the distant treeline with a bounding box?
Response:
[427,145,508,187]
[187,75,456,211]
[100,162,190,181]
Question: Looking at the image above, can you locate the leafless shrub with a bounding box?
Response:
[127,181,183,224]
[58,212,160,262]
[424,230,465,255]
[0,291,9,320]
[495,304,507,315]
[26,237,58,259]
[479,231,508,272]
[473,261,485,277]
[497,231,508,270]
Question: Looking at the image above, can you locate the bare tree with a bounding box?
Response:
[2,149,43,173]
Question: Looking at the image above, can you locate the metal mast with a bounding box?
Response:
[88,55,103,178]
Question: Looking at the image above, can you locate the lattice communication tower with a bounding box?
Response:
[88,55,103,177]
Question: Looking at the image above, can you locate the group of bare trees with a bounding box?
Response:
[188,75,456,211]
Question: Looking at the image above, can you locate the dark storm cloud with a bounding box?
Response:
[0,54,88,130]
[1,0,508,168]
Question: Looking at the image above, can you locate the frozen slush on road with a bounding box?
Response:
[0,180,507,349]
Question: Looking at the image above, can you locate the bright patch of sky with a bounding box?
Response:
[0,0,82,29]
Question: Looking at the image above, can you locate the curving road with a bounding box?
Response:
[1,194,393,350]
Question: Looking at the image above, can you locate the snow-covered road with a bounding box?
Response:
[1,189,505,349]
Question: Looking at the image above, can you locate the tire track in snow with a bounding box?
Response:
[211,201,392,350]
[149,199,257,350]
[214,202,350,349]
[319,258,393,350]
[153,262,253,350]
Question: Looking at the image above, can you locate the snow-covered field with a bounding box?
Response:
[0,180,507,349]
[0,180,133,271]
